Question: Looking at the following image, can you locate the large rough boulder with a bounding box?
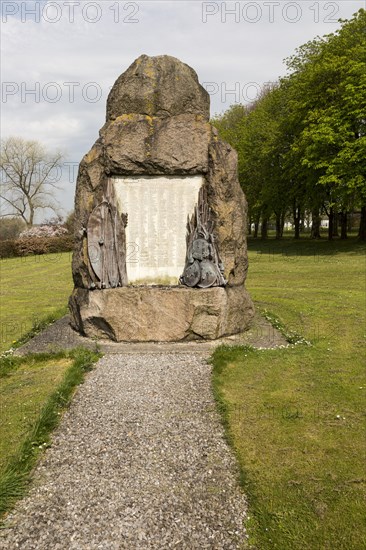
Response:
[70,286,253,342]
[106,54,210,121]
[69,55,254,342]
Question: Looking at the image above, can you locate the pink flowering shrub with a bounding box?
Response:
[19,224,68,239]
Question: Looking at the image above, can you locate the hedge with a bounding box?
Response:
[0,236,74,259]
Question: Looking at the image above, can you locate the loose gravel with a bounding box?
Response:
[0,352,249,549]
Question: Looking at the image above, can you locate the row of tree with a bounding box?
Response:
[212,9,366,240]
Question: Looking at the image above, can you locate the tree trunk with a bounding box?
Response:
[275,213,282,239]
[28,205,34,226]
[253,214,260,238]
[280,212,285,237]
[248,218,252,235]
[311,208,321,239]
[293,204,301,239]
[328,207,334,241]
[305,210,311,231]
[347,211,353,232]
[261,217,268,240]
[358,206,366,241]
[340,210,348,239]
[300,211,305,233]
[332,212,339,237]
[294,218,300,239]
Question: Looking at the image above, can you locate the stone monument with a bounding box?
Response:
[69,55,254,341]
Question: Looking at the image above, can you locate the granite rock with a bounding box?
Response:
[70,55,254,341]
[70,286,254,342]
[106,54,210,121]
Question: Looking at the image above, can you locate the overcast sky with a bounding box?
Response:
[1,0,364,220]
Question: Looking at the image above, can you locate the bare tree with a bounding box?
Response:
[0,137,64,226]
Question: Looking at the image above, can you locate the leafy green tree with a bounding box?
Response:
[212,86,292,239]
[212,9,366,240]
[283,9,366,239]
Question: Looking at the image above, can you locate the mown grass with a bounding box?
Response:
[0,354,71,471]
[0,348,101,518]
[211,237,366,549]
[0,252,101,519]
[0,252,73,352]
[0,244,365,545]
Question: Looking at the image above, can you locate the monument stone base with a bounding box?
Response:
[69,286,254,342]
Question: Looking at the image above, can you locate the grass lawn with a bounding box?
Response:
[0,252,73,352]
[0,349,100,518]
[0,254,101,517]
[0,356,72,471]
[0,242,365,545]
[212,237,366,549]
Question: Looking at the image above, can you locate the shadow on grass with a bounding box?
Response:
[248,235,366,257]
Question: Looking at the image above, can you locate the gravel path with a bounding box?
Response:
[0,352,249,549]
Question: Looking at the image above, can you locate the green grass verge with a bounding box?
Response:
[0,352,72,470]
[0,252,73,352]
[0,348,101,519]
[211,237,366,550]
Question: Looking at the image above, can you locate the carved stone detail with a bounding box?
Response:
[180,187,226,288]
[87,179,128,289]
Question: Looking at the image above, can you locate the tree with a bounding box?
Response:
[64,210,75,235]
[212,85,292,239]
[283,9,366,239]
[213,9,366,240]
[0,137,64,226]
[0,217,25,241]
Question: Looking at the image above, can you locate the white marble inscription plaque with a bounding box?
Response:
[112,175,203,284]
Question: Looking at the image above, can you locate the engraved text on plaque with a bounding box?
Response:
[112,176,203,284]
